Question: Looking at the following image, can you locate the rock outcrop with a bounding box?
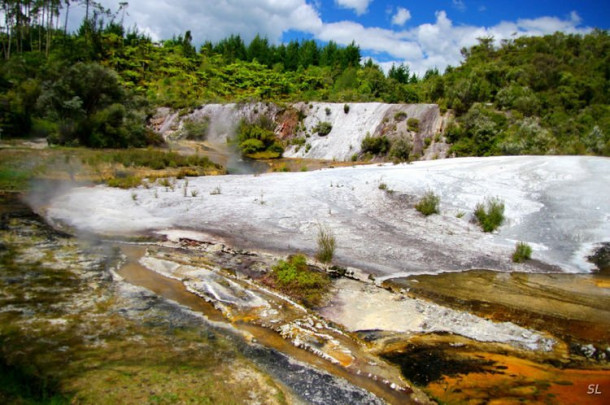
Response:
[152,102,449,161]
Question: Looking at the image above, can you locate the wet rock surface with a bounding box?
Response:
[0,194,409,404]
[9,154,610,404]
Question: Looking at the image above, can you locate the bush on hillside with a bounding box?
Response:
[361,134,390,155]
[314,121,333,136]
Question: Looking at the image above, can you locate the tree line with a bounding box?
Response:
[0,0,608,155]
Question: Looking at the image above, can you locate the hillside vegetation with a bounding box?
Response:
[0,2,608,156]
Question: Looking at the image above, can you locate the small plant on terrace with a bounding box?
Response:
[268,254,331,307]
[512,241,533,263]
[210,185,221,195]
[314,121,333,136]
[316,223,336,263]
[474,197,505,232]
[394,111,407,122]
[378,182,394,195]
[415,190,440,216]
[407,118,420,132]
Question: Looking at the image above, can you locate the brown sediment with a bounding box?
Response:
[117,245,225,323]
[384,270,610,344]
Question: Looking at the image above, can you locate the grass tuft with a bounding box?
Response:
[415,190,440,216]
[512,241,533,263]
[474,197,505,232]
[316,224,336,264]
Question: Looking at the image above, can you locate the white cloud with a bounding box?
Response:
[334,0,373,16]
[68,0,322,44]
[452,0,466,12]
[356,10,590,76]
[318,21,423,60]
[391,7,411,26]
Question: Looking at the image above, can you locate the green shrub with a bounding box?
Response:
[407,118,420,132]
[270,254,331,306]
[361,134,390,155]
[394,111,407,122]
[316,224,336,263]
[182,117,209,140]
[344,104,350,114]
[512,241,533,263]
[290,137,306,146]
[474,197,505,232]
[314,121,333,136]
[236,118,283,158]
[388,136,412,162]
[415,191,440,216]
[31,118,58,138]
[107,175,142,189]
[239,138,265,155]
[325,107,331,116]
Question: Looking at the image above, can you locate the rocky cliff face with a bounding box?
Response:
[152,102,449,162]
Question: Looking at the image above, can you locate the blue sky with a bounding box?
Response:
[68,1,608,75]
[321,1,609,30]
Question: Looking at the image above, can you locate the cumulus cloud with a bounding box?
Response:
[391,7,411,26]
[350,10,590,76]
[318,21,423,60]
[74,0,322,44]
[334,0,373,16]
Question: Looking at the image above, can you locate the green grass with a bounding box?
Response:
[474,197,505,232]
[246,150,282,159]
[107,175,143,189]
[415,191,440,216]
[269,254,331,307]
[0,167,33,191]
[512,241,533,263]
[316,224,336,264]
[83,149,220,171]
[0,208,288,405]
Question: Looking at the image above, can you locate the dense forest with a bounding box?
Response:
[1,1,608,155]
